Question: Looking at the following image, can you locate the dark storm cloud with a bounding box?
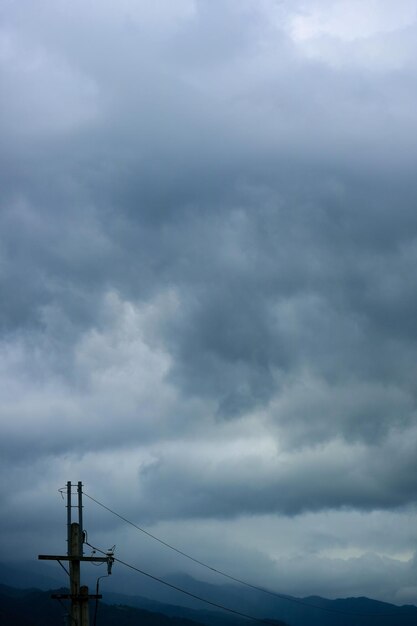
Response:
[153,171,417,427]
[132,426,417,520]
[1,0,417,602]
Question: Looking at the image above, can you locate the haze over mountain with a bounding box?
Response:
[1,570,417,626]
[1,0,417,607]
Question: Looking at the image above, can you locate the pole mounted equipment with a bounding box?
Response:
[39,481,115,626]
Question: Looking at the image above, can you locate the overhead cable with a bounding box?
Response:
[83,491,416,619]
[85,541,280,625]
[83,491,295,599]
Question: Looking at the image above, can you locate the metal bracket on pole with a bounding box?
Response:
[39,481,113,626]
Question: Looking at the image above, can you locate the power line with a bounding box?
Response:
[85,541,414,621]
[82,491,416,619]
[85,541,282,625]
[83,491,300,601]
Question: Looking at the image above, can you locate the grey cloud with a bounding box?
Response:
[134,430,417,520]
[1,0,417,603]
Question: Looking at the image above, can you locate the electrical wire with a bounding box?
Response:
[84,491,289,595]
[94,573,111,626]
[82,491,417,620]
[85,540,417,621]
[83,491,408,617]
[85,541,282,625]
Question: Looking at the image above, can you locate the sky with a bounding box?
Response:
[1,0,417,607]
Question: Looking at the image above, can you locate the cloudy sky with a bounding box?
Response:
[1,0,417,607]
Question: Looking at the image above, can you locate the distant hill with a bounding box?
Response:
[0,584,271,626]
[0,561,64,590]
[1,561,417,626]
[101,574,417,626]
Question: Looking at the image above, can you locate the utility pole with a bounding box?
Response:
[39,481,114,626]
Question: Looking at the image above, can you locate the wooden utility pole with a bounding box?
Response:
[70,521,82,625]
[39,481,114,626]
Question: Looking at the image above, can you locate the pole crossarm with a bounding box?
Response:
[38,555,110,562]
[40,482,114,626]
